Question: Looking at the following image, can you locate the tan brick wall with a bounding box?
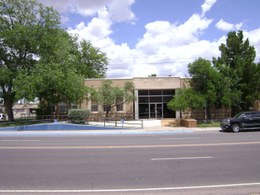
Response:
[82,78,134,114]
[84,78,132,88]
[133,77,182,89]
[161,119,180,127]
[180,119,197,127]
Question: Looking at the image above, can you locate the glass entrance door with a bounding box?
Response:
[150,104,156,118]
[150,103,162,118]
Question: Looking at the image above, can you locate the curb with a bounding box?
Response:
[0,128,222,137]
[0,129,195,137]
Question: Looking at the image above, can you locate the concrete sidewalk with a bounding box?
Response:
[143,126,220,132]
[0,126,220,137]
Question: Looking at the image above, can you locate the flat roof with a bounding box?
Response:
[85,76,190,81]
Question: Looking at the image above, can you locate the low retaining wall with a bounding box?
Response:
[180,119,197,128]
[161,119,180,127]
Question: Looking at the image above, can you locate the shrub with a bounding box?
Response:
[68,109,90,124]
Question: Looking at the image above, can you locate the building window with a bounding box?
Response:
[116,97,123,112]
[138,97,149,103]
[116,104,123,112]
[139,104,149,118]
[91,100,98,112]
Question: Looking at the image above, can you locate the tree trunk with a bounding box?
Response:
[54,103,60,119]
[105,110,109,118]
[4,94,14,122]
[204,101,212,121]
[104,105,111,118]
[206,106,211,120]
[66,102,71,114]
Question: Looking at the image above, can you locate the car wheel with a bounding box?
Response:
[232,124,240,133]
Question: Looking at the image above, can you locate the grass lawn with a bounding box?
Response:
[197,121,220,128]
[0,119,49,128]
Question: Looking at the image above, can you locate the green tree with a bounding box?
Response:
[1,0,108,119]
[74,40,108,78]
[90,80,135,117]
[213,30,257,115]
[0,0,60,121]
[167,88,204,119]
[14,28,108,116]
[254,61,260,101]
[14,31,108,116]
[14,62,88,117]
[188,58,222,119]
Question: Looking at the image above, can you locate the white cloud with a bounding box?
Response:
[130,13,217,77]
[244,28,260,62]
[42,0,221,78]
[44,0,260,78]
[68,8,113,48]
[39,0,110,16]
[136,14,213,54]
[105,43,135,77]
[39,0,135,23]
[68,7,135,78]
[216,19,243,31]
[201,0,217,16]
[67,0,222,78]
[109,0,135,22]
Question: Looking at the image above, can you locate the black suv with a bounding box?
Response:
[221,111,260,133]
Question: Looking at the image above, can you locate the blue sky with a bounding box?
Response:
[40,0,260,78]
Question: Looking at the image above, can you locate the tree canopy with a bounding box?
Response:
[213,30,258,114]
[90,80,135,117]
[168,31,260,118]
[0,0,108,120]
[167,88,204,118]
[14,62,87,116]
[0,0,61,120]
[188,58,219,106]
[14,31,108,116]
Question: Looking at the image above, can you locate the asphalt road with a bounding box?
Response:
[1,130,260,194]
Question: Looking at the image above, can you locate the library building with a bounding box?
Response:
[81,76,188,120]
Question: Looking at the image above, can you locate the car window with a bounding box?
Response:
[234,113,244,118]
[244,113,252,119]
[252,112,260,119]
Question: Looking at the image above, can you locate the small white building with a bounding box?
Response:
[0,98,4,113]
[13,103,38,118]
